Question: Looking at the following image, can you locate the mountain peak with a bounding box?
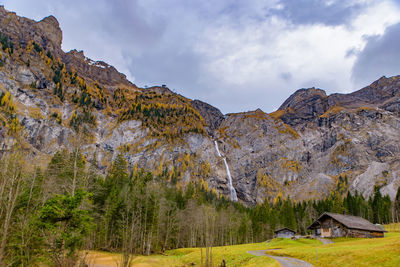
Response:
[279,87,327,111]
[0,6,62,53]
[40,15,59,26]
[350,75,400,105]
[37,15,62,48]
[63,49,134,87]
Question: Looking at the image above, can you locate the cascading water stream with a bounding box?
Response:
[214,141,238,202]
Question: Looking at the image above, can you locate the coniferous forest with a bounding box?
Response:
[0,148,400,266]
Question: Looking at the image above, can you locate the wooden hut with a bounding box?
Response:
[308,212,386,238]
[274,227,296,238]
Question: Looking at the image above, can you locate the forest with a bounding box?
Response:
[0,148,399,266]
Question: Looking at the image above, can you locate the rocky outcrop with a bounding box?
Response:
[63,50,134,87]
[191,99,224,135]
[36,15,62,49]
[278,88,328,125]
[278,76,400,127]
[350,76,400,105]
[0,6,62,55]
[279,87,327,111]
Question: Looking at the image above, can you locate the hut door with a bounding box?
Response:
[321,228,332,237]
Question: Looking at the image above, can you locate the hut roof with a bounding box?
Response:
[274,227,296,234]
[308,212,386,232]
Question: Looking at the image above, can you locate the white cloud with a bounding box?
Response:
[193,0,400,111]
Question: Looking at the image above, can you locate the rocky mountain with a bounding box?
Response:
[1,7,400,205]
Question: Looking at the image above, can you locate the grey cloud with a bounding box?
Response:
[271,0,368,26]
[55,0,165,54]
[352,22,400,87]
[280,72,293,81]
[128,47,204,95]
[345,47,358,58]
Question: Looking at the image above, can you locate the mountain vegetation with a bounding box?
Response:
[1,6,400,206]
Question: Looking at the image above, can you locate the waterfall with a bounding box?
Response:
[214,141,222,157]
[214,141,238,202]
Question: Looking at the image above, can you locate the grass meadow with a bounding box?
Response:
[87,223,400,266]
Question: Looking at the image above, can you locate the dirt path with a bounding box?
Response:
[247,250,314,267]
[317,237,333,244]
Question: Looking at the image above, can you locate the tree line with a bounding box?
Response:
[0,150,399,266]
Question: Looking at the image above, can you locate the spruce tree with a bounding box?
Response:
[332,191,344,214]
[395,186,400,222]
[280,198,297,231]
[372,187,383,223]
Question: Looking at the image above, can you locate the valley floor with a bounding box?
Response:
[85,242,279,267]
[86,231,400,267]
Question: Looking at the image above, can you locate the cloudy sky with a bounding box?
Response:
[2,0,400,113]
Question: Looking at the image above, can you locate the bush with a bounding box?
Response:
[51,112,62,124]
[33,42,42,53]
[69,110,96,131]
[53,83,64,101]
[0,32,14,54]
[46,50,53,60]
[53,69,61,84]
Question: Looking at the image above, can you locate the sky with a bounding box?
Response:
[2,0,400,114]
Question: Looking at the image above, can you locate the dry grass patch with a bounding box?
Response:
[320,106,344,118]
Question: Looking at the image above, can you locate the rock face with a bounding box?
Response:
[278,76,400,127]
[0,7,62,55]
[1,7,400,205]
[37,16,63,49]
[63,50,134,87]
[278,88,328,125]
[191,99,224,135]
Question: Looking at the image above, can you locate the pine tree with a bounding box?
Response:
[394,186,400,222]
[381,195,392,224]
[280,198,297,231]
[372,187,383,223]
[332,191,344,214]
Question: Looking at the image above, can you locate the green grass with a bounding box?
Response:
[88,228,400,266]
[164,243,278,267]
[266,232,400,267]
[87,242,278,266]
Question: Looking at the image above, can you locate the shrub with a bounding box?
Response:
[0,32,14,54]
[46,50,53,60]
[53,69,61,84]
[51,112,62,124]
[33,42,42,53]
[69,110,96,131]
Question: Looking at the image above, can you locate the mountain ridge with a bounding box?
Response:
[1,7,400,205]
